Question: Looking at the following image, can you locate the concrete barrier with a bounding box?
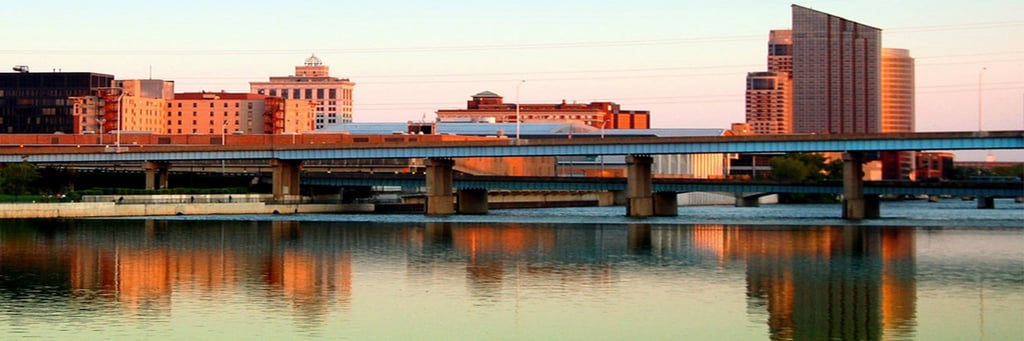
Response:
[0,202,373,219]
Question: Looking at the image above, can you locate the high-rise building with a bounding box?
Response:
[250,55,355,129]
[880,48,916,180]
[745,30,793,135]
[881,48,915,133]
[767,29,793,73]
[791,4,882,134]
[745,72,792,135]
[436,91,650,129]
[0,72,114,133]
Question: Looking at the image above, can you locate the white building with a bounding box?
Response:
[250,55,355,129]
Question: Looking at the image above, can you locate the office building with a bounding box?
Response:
[250,55,355,129]
[0,71,114,133]
[791,4,882,134]
[168,92,315,135]
[880,48,916,179]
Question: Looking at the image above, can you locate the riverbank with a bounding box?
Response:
[0,201,374,219]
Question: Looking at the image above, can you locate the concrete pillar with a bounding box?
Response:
[653,191,678,217]
[842,152,869,220]
[977,196,995,209]
[271,159,302,200]
[626,155,653,217]
[143,161,170,190]
[457,189,489,215]
[734,194,761,207]
[425,158,455,216]
[865,194,880,219]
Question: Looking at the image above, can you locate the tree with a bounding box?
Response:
[769,153,841,203]
[0,162,40,195]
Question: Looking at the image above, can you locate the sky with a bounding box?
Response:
[3,0,1023,161]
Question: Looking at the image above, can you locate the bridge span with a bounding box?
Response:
[1,130,1022,219]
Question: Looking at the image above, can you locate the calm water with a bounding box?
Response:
[0,200,1022,340]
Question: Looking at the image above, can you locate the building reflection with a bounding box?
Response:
[689,225,917,340]
[0,219,915,337]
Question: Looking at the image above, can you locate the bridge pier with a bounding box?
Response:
[143,161,170,190]
[977,196,995,209]
[842,152,880,219]
[653,192,678,216]
[626,155,653,217]
[425,158,455,216]
[457,189,489,215]
[271,159,302,201]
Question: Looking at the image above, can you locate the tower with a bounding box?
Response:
[791,4,882,134]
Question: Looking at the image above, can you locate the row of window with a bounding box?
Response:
[256,88,349,100]
[168,120,241,125]
[169,102,254,109]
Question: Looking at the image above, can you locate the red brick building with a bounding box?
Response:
[436,91,650,129]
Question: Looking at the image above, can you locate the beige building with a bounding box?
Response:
[168,92,315,135]
[72,79,175,134]
[250,55,355,129]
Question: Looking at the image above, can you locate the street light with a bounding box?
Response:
[515,80,525,141]
[95,86,124,151]
[978,67,986,132]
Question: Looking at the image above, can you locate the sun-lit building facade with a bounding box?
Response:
[436,91,650,129]
[791,4,882,134]
[167,92,315,135]
[745,30,793,135]
[250,55,355,129]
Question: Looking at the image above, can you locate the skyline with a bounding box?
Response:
[3,0,1023,160]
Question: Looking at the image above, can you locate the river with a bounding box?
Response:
[0,199,1021,340]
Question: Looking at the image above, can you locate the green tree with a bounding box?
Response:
[769,153,841,203]
[0,162,40,195]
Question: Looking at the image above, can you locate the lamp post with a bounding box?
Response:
[515,80,525,142]
[978,67,986,132]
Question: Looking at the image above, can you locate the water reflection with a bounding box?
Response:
[0,219,1019,339]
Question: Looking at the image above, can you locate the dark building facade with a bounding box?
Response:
[0,72,114,133]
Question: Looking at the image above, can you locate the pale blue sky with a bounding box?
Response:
[3,0,1022,160]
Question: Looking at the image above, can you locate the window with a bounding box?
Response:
[177,103,182,108]
[329,89,336,99]
[292,89,300,98]
[223,103,228,108]
[269,89,277,97]
[192,103,197,108]
[209,103,214,108]
[305,89,313,99]
[316,89,324,99]
[247,102,253,109]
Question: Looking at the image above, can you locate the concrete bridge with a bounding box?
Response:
[1,130,1022,219]
[303,173,1024,214]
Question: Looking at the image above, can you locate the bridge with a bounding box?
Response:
[1,130,1022,219]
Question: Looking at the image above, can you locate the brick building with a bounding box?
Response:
[436,91,650,129]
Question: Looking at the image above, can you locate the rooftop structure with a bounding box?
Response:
[436,91,650,130]
[250,55,355,128]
